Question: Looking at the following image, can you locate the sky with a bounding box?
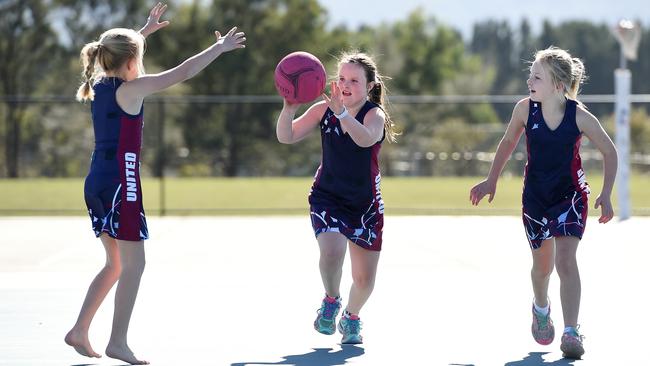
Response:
[320,0,648,39]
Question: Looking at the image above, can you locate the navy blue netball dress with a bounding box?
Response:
[84,77,149,241]
[522,99,590,249]
[309,101,385,251]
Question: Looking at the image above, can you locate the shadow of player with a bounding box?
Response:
[231,345,365,366]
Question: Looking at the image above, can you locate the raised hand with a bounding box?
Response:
[321,81,344,115]
[215,27,246,53]
[140,2,170,38]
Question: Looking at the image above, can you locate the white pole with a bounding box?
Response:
[614,68,631,220]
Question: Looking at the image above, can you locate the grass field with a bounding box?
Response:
[0,175,649,215]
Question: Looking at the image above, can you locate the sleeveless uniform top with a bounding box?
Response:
[522,98,590,249]
[84,77,148,241]
[309,100,385,209]
[90,77,144,171]
[523,99,589,205]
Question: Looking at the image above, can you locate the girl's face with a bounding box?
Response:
[337,63,374,106]
[527,60,561,102]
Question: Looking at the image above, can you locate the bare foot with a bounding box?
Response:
[64,329,101,358]
[106,344,149,365]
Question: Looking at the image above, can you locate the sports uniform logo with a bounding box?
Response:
[124,152,138,202]
[576,168,590,195]
[323,112,341,135]
[374,173,384,214]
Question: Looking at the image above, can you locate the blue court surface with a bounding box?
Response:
[1,216,648,365]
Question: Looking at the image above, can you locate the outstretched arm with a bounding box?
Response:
[469,98,528,206]
[139,2,170,38]
[117,27,245,113]
[577,107,617,223]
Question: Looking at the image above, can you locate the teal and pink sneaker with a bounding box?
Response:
[338,314,363,344]
[531,304,555,345]
[314,295,341,335]
[560,326,585,359]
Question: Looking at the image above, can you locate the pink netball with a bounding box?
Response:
[274,51,326,104]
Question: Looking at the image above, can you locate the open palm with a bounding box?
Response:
[140,2,170,37]
[215,27,246,52]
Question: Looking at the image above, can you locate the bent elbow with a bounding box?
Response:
[501,136,518,149]
[276,135,293,144]
[605,147,618,162]
[357,132,381,148]
[497,138,517,154]
[601,142,618,160]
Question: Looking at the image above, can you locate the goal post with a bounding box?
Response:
[612,20,641,220]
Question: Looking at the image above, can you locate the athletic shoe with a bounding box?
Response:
[338,315,363,344]
[561,326,585,359]
[531,303,554,345]
[314,296,341,335]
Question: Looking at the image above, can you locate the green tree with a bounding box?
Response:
[517,19,536,75]
[146,0,332,176]
[470,20,519,94]
[0,0,60,177]
[358,12,500,176]
[0,0,152,177]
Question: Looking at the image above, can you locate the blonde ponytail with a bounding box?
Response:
[76,42,101,102]
[567,57,586,101]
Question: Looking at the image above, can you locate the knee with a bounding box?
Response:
[352,272,375,292]
[555,256,578,278]
[531,262,554,280]
[105,262,122,279]
[121,256,146,276]
[320,247,345,265]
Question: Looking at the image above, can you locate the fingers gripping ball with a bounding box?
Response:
[274,51,326,104]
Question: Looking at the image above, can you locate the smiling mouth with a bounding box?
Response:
[342,91,352,96]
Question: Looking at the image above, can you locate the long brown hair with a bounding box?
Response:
[76,28,145,102]
[337,51,399,142]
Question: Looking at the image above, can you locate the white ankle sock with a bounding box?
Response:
[533,301,550,316]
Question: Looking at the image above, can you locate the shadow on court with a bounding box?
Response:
[2,216,648,365]
[505,352,577,365]
[230,346,364,366]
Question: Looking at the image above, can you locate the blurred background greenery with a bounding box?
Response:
[1,1,648,215]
